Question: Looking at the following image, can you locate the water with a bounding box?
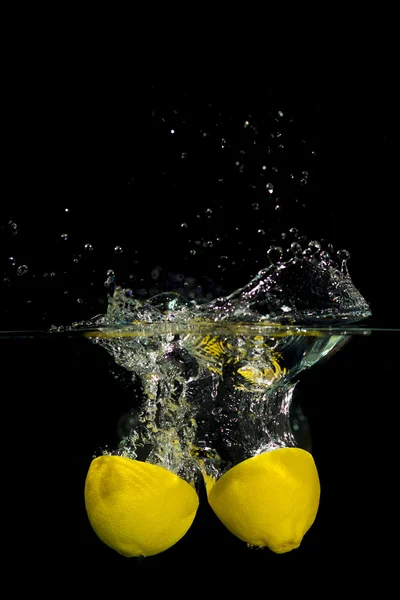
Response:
[2,323,399,568]
[1,245,398,568]
[2,82,398,577]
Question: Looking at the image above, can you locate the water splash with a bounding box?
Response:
[85,248,370,482]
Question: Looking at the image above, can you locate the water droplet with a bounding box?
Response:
[8,220,18,234]
[151,268,159,280]
[266,183,274,194]
[290,242,302,256]
[337,249,350,261]
[170,129,175,134]
[65,208,69,212]
[262,165,267,171]
[181,222,188,228]
[252,203,260,211]
[308,240,321,253]
[319,251,330,263]
[17,265,28,276]
[85,243,93,252]
[61,233,68,241]
[267,246,283,264]
[300,170,309,186]
[114,246,123,254]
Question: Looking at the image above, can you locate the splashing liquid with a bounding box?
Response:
[85,249,371,482]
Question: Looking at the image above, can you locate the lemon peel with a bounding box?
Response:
[204,447,320,553]
[85,455,199,557]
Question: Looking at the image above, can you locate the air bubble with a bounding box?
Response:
[114,246,123,254]
[181,223,188,228]
[257,229,265,235]
[85,243,93,252]
[190,250,196,255]
[17,265,28,276]
[252,203,260,211]
[61,233,68,241]
[8,257,16,266]
[266,183,274,194]
[151,269,160,280]
[289,228,299,238]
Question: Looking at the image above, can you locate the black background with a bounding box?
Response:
[1,42,399,588]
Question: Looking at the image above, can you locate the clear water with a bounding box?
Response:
[50,252,374,484]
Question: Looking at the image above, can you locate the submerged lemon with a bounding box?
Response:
[85,455,199,557]
[204,447,320,553]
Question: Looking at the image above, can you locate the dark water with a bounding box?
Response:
[2,328,398,580]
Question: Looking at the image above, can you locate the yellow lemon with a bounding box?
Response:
[84,455,199,557]
[204,447,320,553]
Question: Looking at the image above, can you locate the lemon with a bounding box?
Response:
[204,447,320,553]
[84,455,199,557]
